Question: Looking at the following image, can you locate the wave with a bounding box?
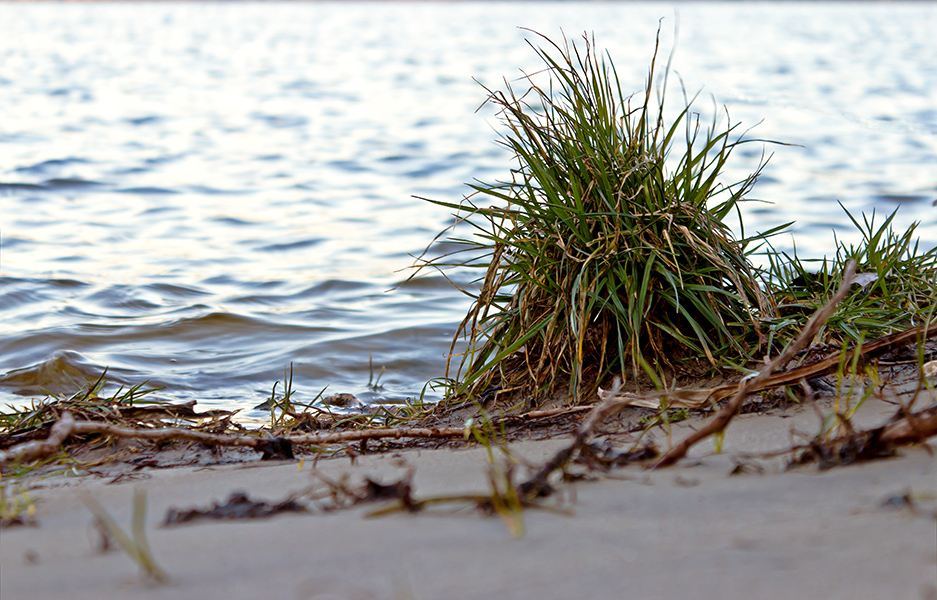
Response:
[0,350,111,397]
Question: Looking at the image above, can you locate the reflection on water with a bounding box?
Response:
[1,2,935,421]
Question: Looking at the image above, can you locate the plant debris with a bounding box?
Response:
[791,428,899,469]
[163,491,308,526]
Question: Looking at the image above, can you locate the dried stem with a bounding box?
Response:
[0,415,467,468]
[651,260,859,468]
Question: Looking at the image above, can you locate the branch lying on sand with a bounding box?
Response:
[791,401,937,469]
[522,259,937,491]
[0,412,78,467]
[521,261,903,491]
[0,415,467,468]
[651,260,859,467]
[879,404,937,446]
[618,313,937,411]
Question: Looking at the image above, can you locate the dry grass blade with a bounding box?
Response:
[80,488,169,584]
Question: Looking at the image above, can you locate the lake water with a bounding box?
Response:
[2,2,935,422]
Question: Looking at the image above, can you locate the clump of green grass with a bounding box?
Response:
[419,30,779,404]
[761,205,937,348]
[0,371,160,435]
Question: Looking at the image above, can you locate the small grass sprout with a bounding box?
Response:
[0,472,38,527]
[80,487,169,584]
[367,353,386,391]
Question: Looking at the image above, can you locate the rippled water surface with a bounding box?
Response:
[2,2,936,420]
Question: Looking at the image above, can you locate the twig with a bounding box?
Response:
[0,415,468,468]
[879,404,937,446]
[651,260,859,468]
[0,412,76,466]
[518,378,641,499]
[599,319,937,411]
[519,260,860,492]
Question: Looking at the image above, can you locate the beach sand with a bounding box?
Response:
[2,396,936,600]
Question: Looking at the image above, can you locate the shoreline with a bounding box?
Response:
[2,391,936,600]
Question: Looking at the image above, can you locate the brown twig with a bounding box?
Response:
[0,412,76,466]
[517,261,860,493]
[0,414,468,468]
[605,319,937,411]
[651,260,859,468]
[879,404,937,446]
[518,378,642,498]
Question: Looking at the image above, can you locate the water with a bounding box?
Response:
[2,2,936,422]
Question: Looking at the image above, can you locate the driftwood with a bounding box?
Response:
[0,415,467,468]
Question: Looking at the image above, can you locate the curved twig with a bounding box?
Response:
[651,260,858,468]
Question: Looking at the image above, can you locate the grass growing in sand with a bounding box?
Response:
[761,205,937,347]
[81,487,169,584]
[415,30,937,407]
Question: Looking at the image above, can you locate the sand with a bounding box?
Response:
[2,397,936,600]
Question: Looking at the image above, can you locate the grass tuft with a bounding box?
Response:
[761,204,937,348]
[416,30,778,404]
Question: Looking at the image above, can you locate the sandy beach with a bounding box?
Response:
[2,395,936,600]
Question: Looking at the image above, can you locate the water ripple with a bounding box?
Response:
[0,2,935,418]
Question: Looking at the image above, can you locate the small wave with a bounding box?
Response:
[0,182,44,191]
[125,115,163,126]
[875,193,929,205]
[258,238,322,252]
[145,282,210,297]
[117,186,179,195]
[0,350,107,396]
[251,113,309,129]
[212,216,257,227]
[328,159,370,173]
[14,157,91,175]
[43,177,104,189]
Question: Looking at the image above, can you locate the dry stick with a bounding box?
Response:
[690,319,937,408]
[788,403,937,465]
[519,378,640,498]
[0,414,468,468]
[519,260,861,488]
[1,400,599,469]
[0,411,77,466]
[651,260,859,468]
[879,404,937,446]
[600,321,937,411]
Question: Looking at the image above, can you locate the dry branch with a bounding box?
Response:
[616,317,937,411]
[651,260,859,468]
[0,413,467,469]
[518,261,863,492]
[879,404,937,446]
[0,412,77,466]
